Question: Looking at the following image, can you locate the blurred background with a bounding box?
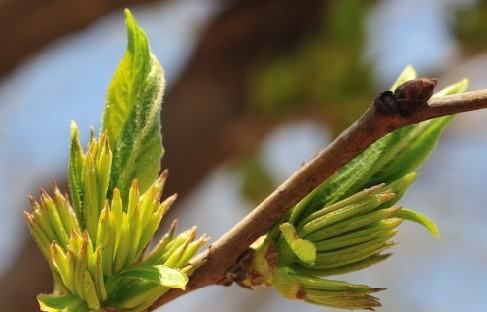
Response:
[0,0,486,311]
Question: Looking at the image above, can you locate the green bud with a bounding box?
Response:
[175,234,209,269]
[113,214,131,273]
[68,121,86,227]
[299,191,395,237]
[41,191,70,248]
[314,222,400,252]
[89,247,107,301]
[53,187,80,237]
[81,271,100,309]
[272,267,382,310]
[84,154,100,240]
[279,223,316,265]
[32,200,57,243]
[26,10,207,312]
[298,184,386,226]
[313,235,396,269]
[293,253,392,277]
[163,228,196,268]
[24,212,52,262]
[304,207,401,242]
[51,242,74,293]
[142,221,177,266]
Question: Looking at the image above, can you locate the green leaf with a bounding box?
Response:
[298,191,395,236]
[289,139,389,224]
[68,121,85,227]
[152,266,188,289]
[106,265,187,310]
[298,184,385,226]
[289,271,373,292]
[24,211,52,263]
[365,119,451,186]
[313,236,394,269]
[313,222,400,252]
[271,267,302,299]
[433,79,468,97]
[304,289,381,310]
[38,294,89,312]
[390,65,417,91]
[398,208,439,238]
[366,78,468,185]
[304,207,400,242]
[175,235,208,269]
[288,70,468,224]
[81,271,100,309]
[279,223,316,265]
[272,267,381,310]
[292,253,391,277]
[102,9,165,197]
[111,265,188,290]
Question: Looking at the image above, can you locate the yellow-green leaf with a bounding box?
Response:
[399,208,439,238]
[38,294,89,312]
[279,223,316,265]
[102,9,165,197]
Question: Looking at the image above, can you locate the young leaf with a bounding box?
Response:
[399,208,439,238]
[38,294,89,312]
[289,71,468,224]
[106,265,187,310]
[292,253,391,277]
[279,223,316,265]
[390,65,416,91]
[68,121,85,226]
[365,79,468,185]
[289,140,389,224]
[103,9,165,197]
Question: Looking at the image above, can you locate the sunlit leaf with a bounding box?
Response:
[279,223,316,265]
[399,208,439,238]
[68,121,85,226]
[103,9,165,197]
[390,65,417,91]
[38,294,89,312]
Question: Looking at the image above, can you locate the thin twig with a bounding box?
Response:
[148,86,487,310]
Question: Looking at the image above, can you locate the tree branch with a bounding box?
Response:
[149,85,487,310]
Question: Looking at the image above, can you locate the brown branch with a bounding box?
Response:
[0,0,169,80]
[149,84,487,310]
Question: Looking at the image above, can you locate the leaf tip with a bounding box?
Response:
[402,64,416,76]
[123,8,136,28]
[399,208,440,238]
[70,120,79,139]
[391,65,417,91]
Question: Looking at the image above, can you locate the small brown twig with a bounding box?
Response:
[148,80,487,310]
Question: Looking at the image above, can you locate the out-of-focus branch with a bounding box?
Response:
[0,0,165,79]
[149,85,487,309]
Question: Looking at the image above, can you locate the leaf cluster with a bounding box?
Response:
[238,66,468,310]
[25,10,206,312]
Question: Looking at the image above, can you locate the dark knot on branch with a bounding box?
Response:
[374,78,437,117]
